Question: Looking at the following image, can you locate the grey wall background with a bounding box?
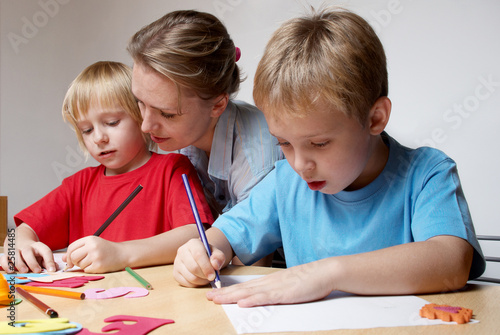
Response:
[1,0,499,275]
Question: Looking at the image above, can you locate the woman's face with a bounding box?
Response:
[131,63,222,153]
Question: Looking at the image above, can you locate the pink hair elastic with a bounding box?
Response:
[235,47,241,62]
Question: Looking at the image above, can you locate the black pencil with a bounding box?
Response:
[94,184,143,236]
[63,184,144,272]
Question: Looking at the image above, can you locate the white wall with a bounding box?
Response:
[1,1,499,248]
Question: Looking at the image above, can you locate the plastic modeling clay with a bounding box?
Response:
[420,303,473,324]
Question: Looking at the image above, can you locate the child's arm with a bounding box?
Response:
[63,224,218,273]
[0,223,57,273]
[205,235,473,307]
[173,227,234,287]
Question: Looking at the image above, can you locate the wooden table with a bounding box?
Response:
[6,265,499,334]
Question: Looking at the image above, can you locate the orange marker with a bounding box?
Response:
[15,285,85,300]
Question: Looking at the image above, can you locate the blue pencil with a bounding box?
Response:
[181,174,222,289]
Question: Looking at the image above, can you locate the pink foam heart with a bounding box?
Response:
[84,287,149,299]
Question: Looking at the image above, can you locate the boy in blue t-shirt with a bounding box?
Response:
[173,8,485,307]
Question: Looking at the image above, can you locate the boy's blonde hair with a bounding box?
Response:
[62,61,153,155]
[127,10,241,103]
[253,7,388,125]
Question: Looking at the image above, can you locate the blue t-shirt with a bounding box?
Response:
[214,133,485,280]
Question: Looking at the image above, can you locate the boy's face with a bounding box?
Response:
[76,103,149,176]
[131,63,221,153]
[267,103,386,194]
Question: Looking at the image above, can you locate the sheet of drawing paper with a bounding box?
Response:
[220,275,478,334]
[52,252,82,272]
[29,272,86,283]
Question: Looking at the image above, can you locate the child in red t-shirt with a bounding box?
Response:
[1,61,213,274]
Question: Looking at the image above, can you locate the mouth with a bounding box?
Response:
[150,134,168,144]
[306,180,326,191]
[99,150,116,157]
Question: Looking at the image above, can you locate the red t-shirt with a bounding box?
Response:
[15,152,214,250]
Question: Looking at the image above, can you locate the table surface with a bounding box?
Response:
[5,264,499,335]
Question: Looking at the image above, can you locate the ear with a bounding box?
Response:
[367,96,391,135]
[210,94,229,118]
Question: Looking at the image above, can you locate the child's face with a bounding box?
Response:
[131,64,220,153]
[267,103,385,194]
[76,103,149,176]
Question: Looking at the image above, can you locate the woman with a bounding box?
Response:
[128,10,282,265]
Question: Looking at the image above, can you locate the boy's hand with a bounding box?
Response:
[64,236,126,273]
[0,241,56,273]
[1,223,57,273]
[206,260,334,307]
[173,238,225,287]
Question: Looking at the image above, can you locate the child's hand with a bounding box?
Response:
[1,224,57,273]
[173,238,225,287]
[1,241,56,273]
[206,260,334,307]
[64,236,126,273]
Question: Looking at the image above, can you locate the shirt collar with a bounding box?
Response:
[207,101,236,180]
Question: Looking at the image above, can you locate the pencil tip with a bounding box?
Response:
[215,280,222,289]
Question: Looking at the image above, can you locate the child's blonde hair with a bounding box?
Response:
[127,10,241,104]
[253,7,388,125]
[62,61,153,155]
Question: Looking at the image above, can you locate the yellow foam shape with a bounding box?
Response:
[0,318,76,334]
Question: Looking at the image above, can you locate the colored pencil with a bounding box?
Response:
[15,285,85,300]
[16,287,59,318]
[63,184,144,271]
[125,267,153,290]
[181,174,222,289]
[94,184,143,236]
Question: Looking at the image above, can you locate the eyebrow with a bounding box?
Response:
[132,93,177,112]
[270,131,329,140]
[75,109,127,123]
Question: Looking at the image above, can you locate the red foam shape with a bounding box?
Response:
[25,276,105,288]
[78,315,174,335]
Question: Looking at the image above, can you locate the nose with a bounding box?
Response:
[293,150,314,173]
[140,106,158,134]
[92,127,108,144]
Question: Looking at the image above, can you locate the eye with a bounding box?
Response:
[80,127,93,135]
[312,140,330,148]
[276,141,291,147]
[160,111,175,120]
[107,120,120,127]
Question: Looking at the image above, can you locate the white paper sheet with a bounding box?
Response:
[220,275,478,334]
[51,252,81,272]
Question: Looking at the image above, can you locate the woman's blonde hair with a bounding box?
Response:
[62,61,153,156]
[128,10,241,102]
[253,7,388,125]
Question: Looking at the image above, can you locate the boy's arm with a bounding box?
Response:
[173,227,234,287]
[206,235,473,307]
[64,224,213,273]
[0,223,56,273]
